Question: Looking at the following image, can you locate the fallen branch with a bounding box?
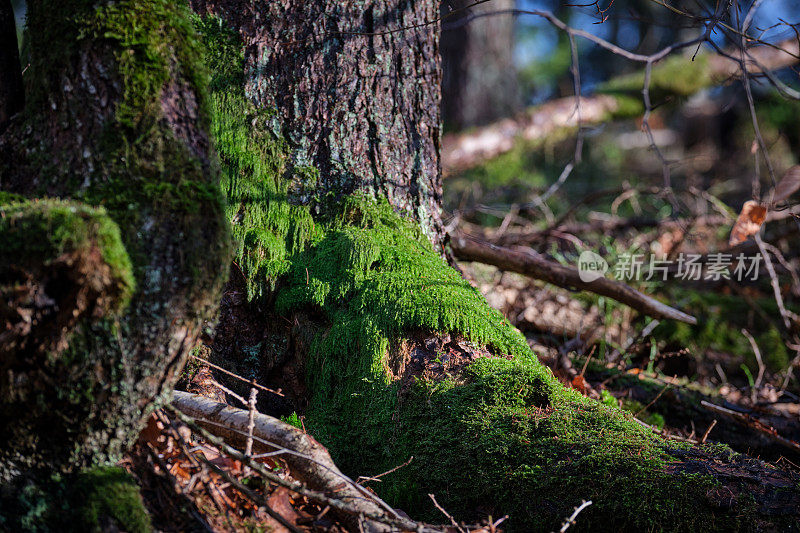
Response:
[450,232,697,324]
[700,400,800,455]
[442,38,800,173]
[490,214,731,248]
[170,391,443,533]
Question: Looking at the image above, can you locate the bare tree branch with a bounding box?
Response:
[450,232,697,324]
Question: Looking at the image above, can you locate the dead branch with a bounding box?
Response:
[450,232,697,324]
[170,391,432,533]
[700,400,800,455]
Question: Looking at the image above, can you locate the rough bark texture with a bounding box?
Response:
[0,0,230,481]
[191,0,444,250]
[440,0,519,130]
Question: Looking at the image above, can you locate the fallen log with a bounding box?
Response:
[442,38,800,173]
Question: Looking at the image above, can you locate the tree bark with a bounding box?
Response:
[0,0,24,131]
[191,0,444,251]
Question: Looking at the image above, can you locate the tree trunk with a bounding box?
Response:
[186,0,800,530]
[191,0,444,251]
[0,0,230,485]
[440,0,520,130]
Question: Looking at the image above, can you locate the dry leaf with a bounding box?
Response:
[729,200,767,246]
[571,375,589,394]
[138,413,164,446]
[263,487,303,532]
[771,165,800,204]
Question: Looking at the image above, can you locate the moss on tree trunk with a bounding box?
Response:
[0,0,230,507]
[190,3,800,531]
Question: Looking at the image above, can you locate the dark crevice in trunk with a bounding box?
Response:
[0,0,24,132]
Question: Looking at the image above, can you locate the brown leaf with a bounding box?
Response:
[263,487,303,532]
[571,375,589,394]
[771,165,800,204]
[729,200,767,246]
[138,413,164,446]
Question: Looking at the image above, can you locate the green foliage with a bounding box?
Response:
[600,388,618,407]
[280,412,303,429]
[656,290,790,374]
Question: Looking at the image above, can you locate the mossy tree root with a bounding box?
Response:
[282,208,800,531]
[184,9,800,530]
[0,199,134,358]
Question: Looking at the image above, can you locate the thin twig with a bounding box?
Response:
[559,500,593,532]
[357,456,414,484]
[634,379,671,417]
[701,420,718,443]
[189,354,284,397]
[429,494,465,533]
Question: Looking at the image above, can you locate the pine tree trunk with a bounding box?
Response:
[0,0,230,480]
[191,0,445,250]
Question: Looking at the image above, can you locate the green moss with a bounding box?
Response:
[0,199,135,311]
[1,467,150,533]
[27,0,208,133]
[599,54,713,98]
[195,15,320,301]
[193,14,780,531]
[268,198,748,530]
[72,467,151,533]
